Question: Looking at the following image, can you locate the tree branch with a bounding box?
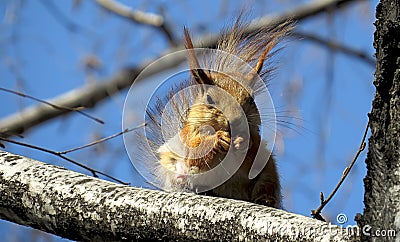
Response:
[311,121,369,220]
[357,0,400,240]
[96,0,164,27]
[0,87,104,124]
[292,31,375,66]
[39,0,94,35]
[0,150,358,241]
[0,0,367,138]
[95,0,177,46]
[0,137,129,184]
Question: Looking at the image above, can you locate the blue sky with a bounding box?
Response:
[0,0,378,240]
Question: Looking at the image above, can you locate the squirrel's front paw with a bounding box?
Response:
[233,136,247,151]
[233,135,252,152]
[214,131,231,153]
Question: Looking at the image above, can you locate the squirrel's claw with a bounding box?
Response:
[214,130,231,153]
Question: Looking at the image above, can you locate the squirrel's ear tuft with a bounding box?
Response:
[184,27,214,86]
[246,39,276,86]
[254,39,276,74]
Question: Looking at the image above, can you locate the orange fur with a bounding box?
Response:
[155,17,293,208]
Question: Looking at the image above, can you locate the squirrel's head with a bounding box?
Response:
[182,27,275,138]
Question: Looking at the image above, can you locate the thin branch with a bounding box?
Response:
[57,123,145,154]
[0,137,129,185]
[0,87,104,124]
[197,0,367,48]
[311,120,370,220]
[293,31,375,66]
[39,0,95,35]
[96,0,163,27]
[0,0,367,138]
[95,0,177,46]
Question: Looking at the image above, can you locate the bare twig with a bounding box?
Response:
[0,0,367,138]
[96,0,163,26]
[0,87,104,124]
[57,123,145,154]
[95,0,177,46]
[0,137,129,185]
[293,31,375,66]
[39,0,95,35]
[256,0,364,25]
[311,120,370,220]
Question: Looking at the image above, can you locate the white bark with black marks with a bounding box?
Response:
[0,151,357,241]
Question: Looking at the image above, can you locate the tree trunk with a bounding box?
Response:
[0,151,357,241]
[357,0,400,241]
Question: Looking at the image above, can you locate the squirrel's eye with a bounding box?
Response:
[206,94,215,104]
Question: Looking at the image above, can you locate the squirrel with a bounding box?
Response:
[147,17,292,208]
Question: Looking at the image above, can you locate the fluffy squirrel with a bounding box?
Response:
[146,17,292,208]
